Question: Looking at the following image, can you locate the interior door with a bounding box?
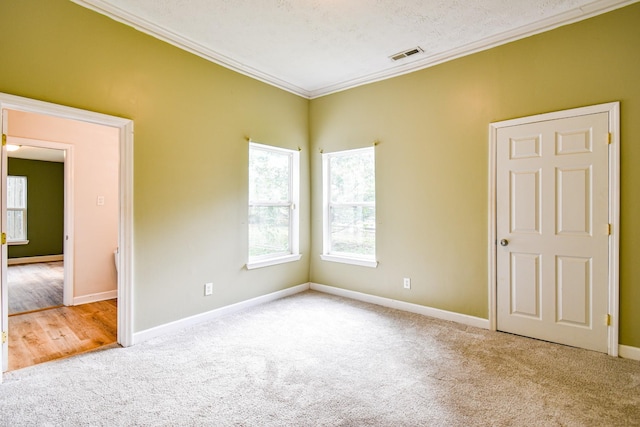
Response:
[496,111,610,353]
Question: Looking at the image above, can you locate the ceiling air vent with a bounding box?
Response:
[390,46,424,61]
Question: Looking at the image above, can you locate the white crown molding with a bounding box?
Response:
[72,0,637,99]
[308,0,639,98]
[70,0,310,98]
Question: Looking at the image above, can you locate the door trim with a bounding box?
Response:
[0,93,134,364]
[488,102,620,356]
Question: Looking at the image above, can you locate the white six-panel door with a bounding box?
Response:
[496,111,611,353]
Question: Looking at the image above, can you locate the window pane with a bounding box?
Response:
[330,151,374,204]
[330,205,375,257]
[7,176,26,209]
[249,148,291,203]
[7,176,27,241]
[7,210,25,241]
[249,206,290,257]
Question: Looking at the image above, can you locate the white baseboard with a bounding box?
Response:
[619,344,640,361]
[129,280,635,357]
[133,283,311,344]
[73,290,118,305]
[310,283,490,330]
[8,254,64,265]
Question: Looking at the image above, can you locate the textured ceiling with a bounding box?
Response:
[73,0,635,98]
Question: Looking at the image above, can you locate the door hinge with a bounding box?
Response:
[1,134,6,146]
[607,224,612,235]
[606,314,612,326]
[1,233,6,245]
[1,331,6,344]
[607,133,612,144]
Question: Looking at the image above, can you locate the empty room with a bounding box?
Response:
[0,0,639,425]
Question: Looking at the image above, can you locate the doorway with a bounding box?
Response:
[488,102,620,356]
[6,143,69,317]
[0,93,134,380]
[4,121,117,371]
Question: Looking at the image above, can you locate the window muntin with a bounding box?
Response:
[7,175,27,242]
[248,142,300,266]
[323,147,376,263]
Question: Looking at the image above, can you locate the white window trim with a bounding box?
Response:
[247,142,300,268]
[246,254,302,270]
[322,146,377,268]
[7,240,29,246]
[320,254,378,268]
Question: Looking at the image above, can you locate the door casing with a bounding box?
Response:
[488,102,620,356]
[0,93,134,379]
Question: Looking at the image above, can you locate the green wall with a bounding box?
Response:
[1,0,638,348]
[310,3,640,348]
[0,0,310,332]
[7,158,64,258]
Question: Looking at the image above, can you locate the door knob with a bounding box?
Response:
[500,239,509,247]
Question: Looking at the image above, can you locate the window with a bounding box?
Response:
[247,142,300,269]
[322,147,377,267]
[7,175,27,243]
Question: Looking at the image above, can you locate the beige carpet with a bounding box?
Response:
[0,290,638,426]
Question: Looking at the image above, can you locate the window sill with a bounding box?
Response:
[320,254,378,268]
[8,240,29,246]
[246,254,302,270]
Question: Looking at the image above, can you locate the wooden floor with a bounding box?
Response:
[8,299,118,371]
[8,261,64,315]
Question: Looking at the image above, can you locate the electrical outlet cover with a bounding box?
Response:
[204,282,213,296]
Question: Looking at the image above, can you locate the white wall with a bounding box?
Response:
[6,110,119,301]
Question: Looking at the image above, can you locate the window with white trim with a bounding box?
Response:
[247,142,300,269]
[322,147,377,267]
[7,175,27,243]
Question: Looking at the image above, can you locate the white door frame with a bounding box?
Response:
[488,102,620,356]
[0,93,134,378]
[5,136,75,307]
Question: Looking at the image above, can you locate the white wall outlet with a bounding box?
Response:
[204,282,213,296]
[97,195,105,206]
[403,278,411,289]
